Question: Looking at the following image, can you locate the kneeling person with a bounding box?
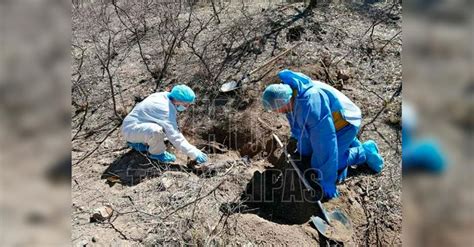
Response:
[121,85,208,164]
[262,69,384,200]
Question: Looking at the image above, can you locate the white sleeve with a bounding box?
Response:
[160,118,200,160]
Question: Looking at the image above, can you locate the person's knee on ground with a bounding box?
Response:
[127,142,149,152]
[336,139,384,180]
[146,127,167,155]
[336,137,366,182]
[350,138,362,148]
[337,167,348,183]
[147,128,176,163]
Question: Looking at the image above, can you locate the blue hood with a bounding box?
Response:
[278,69,314,96]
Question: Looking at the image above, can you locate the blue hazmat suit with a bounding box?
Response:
[279,69,367,197]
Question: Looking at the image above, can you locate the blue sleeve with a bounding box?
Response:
[286,112,301,139]
[306,95,338,189]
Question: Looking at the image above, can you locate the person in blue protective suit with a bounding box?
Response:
[121,85,208,164]
[262,69,384,199]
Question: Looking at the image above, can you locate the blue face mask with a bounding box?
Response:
[176,105,187,112]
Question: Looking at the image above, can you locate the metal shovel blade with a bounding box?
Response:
[220,80,239,92]
[311,209,353,243]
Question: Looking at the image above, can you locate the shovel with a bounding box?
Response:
[220,42,301,92]
[272,134,353,243]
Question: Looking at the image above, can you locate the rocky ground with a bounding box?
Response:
[72,1,402,245]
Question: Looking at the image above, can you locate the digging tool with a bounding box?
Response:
[220,42,301,92]
[272,133,353,243]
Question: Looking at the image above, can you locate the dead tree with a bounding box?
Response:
[95,35,122,120]
[83,1,126,121]
[111,0,155,78]
[183,14,219,80]
[148,1,195,90]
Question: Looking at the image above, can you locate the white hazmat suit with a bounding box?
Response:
[121,92,200,159]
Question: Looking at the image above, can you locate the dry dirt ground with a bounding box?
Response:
[72,1,401,246]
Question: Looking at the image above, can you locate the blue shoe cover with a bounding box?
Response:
[363,140,384,173]
[149,151,176,163]
[127,142,148,152]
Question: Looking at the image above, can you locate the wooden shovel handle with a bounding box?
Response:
[272,133,312,191]
[249,42,302,75]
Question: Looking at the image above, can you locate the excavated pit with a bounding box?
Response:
[237,153,326,225]
[200,96,327,225]
[211,132,327,226]
[200,107,279,158]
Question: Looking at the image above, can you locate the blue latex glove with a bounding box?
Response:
[195,151,208,164]
[127,142,148,152]
[337,167,348,183]
[321,182,339,200]
[149,151,176,163]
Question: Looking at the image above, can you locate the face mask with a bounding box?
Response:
[176,105,187,112]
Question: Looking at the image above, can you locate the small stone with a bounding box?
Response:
[348,197,355,204]
[91,237,97,243]
[161,177,174,189]
[77,239,88,247]
[337,69,351,82]
[183,230,193,242]
[90,205,113,222]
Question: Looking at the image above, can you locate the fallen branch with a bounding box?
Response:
[257,117,277,132]
[358,83,401,137]
[74,124,120,166]
[161,179,226,220]
[72,102,89,141]
[319,58,335,86]
[108,221,129,240]
[209,195,241,237]
[358,80,385,102]
[380,30,401,51]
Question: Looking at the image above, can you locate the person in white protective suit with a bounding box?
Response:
[121,85,208,164]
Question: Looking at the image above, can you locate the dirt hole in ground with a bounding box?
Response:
[201,109,279,158]
[222,152,327,225]
[199,83,327,225]
[286,26,305,42]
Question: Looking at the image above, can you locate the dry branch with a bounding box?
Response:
[74,124,120,166]
[358,83,401,136]
[162,179,226,220]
